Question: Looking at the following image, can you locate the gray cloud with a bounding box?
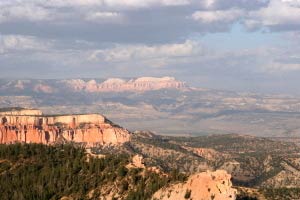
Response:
[0,0,299,44]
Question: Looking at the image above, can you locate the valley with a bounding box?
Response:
[2,77,300,137]
[2,78,300,199]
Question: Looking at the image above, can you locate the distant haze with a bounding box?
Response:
[2,77,300,137]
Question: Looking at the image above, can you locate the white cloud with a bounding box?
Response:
[201,0,216,8]
[85,11,123,22]
[0,4,52,23]
[88,40,202,62]
[43,0,190,8]
[46,0,102,7]
[97,0,190,8]
[0,0,191,24]
[191,8,245,23]
[264,62,300,72]
[0,34,51,53]
[161,0,190,6]
[246,0,300,27]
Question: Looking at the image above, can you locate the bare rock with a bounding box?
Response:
[152,170,237,200]
[0,108,131,147]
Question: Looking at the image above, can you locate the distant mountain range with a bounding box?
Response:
[0,77,188,94]
[1,77,300,137]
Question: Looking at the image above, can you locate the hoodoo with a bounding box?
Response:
[0,107,131,147]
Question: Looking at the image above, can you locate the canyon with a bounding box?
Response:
[2,107,300,199]
[0,107,130,147]
[3,77,300,137]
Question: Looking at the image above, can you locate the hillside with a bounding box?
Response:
[2,132,300,199]
[0,144,186,200]
[128,132,300,191]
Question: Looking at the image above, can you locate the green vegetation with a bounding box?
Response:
[0,144,183,200]
[261,188,300,200]
[235,188,259,200]
[236,196,258,200]
[184,189,191,199]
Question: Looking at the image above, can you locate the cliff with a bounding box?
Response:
[152,170,237,200]
[62,76,188,92]
[0,108,131,147]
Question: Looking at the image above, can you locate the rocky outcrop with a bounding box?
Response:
[152,170,237,200]
[0,108,131,147]
[127,155,145,169]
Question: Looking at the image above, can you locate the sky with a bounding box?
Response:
[0,0,300,94]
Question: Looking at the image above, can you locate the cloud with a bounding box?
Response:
[191,9,245,24]
[263,62,300,72]
[100,0,174,8]
[88,40,202,63]
[47,0,190,8]
[0,4,52,23]
[45,0,102,7]
[0,34,51,53]
[1,0,300,94]
[201,0,269,10]
[245,0,300,30]
[0,0,299,34]
[85,12,123,23]
[191,0,300,32]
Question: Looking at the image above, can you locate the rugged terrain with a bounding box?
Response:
[1,109,300,200]
[128,132,300,190]
[2,132,300,199]
[2,77,300,137]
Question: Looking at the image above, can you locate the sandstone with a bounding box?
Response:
[0,108,131,147]
[127,154,145,169]
[152,170,237,200]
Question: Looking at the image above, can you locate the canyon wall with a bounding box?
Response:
[0,108,131,147]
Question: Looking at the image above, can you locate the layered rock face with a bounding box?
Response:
[0,108,130,147]
[152,170,237,200]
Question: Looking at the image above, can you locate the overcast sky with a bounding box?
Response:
[1,0,300,94]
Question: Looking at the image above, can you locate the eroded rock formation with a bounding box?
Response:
[0,108,130,147]
[127,155,145,169]
[62,76,187,92]
[152,170,237,200]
